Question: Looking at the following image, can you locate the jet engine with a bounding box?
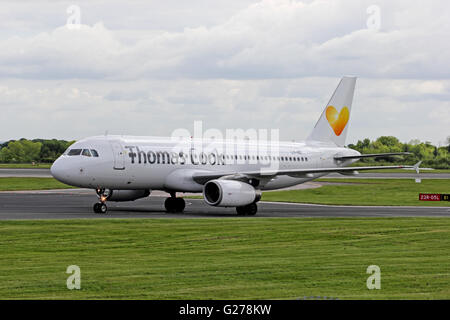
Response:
[106,189,151,202]
[203,180,260,207]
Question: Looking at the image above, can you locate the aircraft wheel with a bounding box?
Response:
[175,197,185,212]
[246,203,257,216]
[236,203,257,216]
[165,197,185,213]
[93,202,107,214]
[100,203,108,214]
[236,206,246,215]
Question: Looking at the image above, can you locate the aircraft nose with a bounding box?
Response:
[51,158,66,182]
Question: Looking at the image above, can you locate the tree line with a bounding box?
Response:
[347,136,449,169]
[0,139,74,163]
[0,136,448,168]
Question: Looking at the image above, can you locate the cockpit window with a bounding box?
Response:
[67,149,82,156]
[90,149,99,157]
[82,149,92,157]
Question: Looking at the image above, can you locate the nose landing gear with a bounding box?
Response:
[93,188,110,214]
[164,192,185,213]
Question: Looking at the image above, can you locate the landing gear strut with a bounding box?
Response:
[164,192,185,213]
[93,188,110,214]
[236,202,258,216]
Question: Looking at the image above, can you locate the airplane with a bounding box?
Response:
[51,76,419,215]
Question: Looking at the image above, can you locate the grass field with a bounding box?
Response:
[262,179,450,207]
[0,163,52,169]
[0,177,73,191]
[0,218,449,299]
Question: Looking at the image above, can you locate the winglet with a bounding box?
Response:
[413,161,422,174]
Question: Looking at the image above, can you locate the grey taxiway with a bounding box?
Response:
[0,189,448,220]
[0,168,448,220]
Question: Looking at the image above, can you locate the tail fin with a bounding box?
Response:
[307,76,357,147]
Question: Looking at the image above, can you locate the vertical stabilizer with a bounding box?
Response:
[307,76,356,146]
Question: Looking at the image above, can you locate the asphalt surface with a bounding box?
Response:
[0,168,51,177]
[1,168,449,179]
[0,189,448,220]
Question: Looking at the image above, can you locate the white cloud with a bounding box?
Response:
[0,0,449,145]
[0,0,449,80]
[1,77,448,145]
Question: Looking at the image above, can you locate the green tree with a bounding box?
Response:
[376,136,400,147]
[0,140,41,163]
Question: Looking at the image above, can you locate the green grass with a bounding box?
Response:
[0,177,74,191]
[262,179,449,207]
[0,218,449,299]
[0,163,52,169]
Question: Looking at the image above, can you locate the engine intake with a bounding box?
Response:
[203,180,260,207]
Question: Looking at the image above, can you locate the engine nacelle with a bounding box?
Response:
[203,180,260,207]
[107,189,151,202]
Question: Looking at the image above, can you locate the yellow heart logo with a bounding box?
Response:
[326,106,349,136]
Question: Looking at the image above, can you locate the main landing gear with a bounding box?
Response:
[93,188,110,214]
[236,202,258,216]
[164,192,185,213]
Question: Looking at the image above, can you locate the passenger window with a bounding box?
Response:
[91,149,99,157]
[82,149,92,157]
[67,149,82,156]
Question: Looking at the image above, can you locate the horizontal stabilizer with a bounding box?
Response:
[334,152,412,160]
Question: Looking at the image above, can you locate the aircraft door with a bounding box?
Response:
[110,141,126,170]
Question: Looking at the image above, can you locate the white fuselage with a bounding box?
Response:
[51,135,359,193]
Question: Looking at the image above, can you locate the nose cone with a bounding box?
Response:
[51,158,67,183]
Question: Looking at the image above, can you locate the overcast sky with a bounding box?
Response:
[0,0,449,145]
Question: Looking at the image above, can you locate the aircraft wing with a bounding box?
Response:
[192,162,421,185]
